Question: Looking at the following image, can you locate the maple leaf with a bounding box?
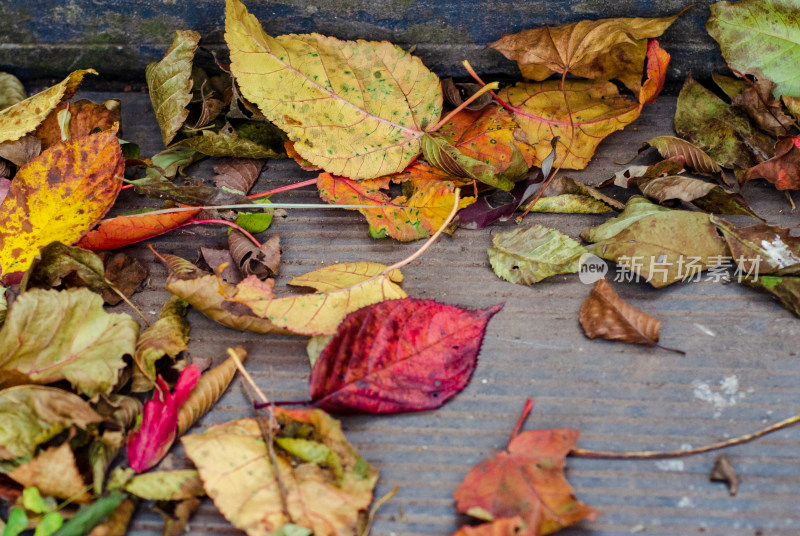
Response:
[77,208,203,251]
[454,401,596,535]
[309,298,503,413]
[741,137,800,191]
[580,279,663,348]
[225,0,442,179]
[0,129,124,280]
[490,12,681,96]
[127,365,201,473]
[36,98,121,150]
[182,409,379,536]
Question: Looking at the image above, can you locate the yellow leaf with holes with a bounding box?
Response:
[0,69,96,144]
[225,0,441,179]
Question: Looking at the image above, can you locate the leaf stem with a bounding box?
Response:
[105,281,151,327]
[174,219,261,248]
[228,348,269,406]
[248,178,318,199]
[427,82,500,132]
[572,412,800,459]
[462,60,540,121]
[508,398,534,447]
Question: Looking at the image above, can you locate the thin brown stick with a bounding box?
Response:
[571,412,800,459]
[508,398,534,446]
[106,282,150,327]
[427,82,500,132]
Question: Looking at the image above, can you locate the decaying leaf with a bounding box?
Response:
[0,69,96,144]
[0,385,103,462]
[132,296,190,393]
[490,12,681,95]
[229,231,280,280]
[157,496,202,536]
[714,218,800,276]
[451,518,527,536]
[182,409,379,536]
[179,126,285,159]
[20,241,107,294]
[98,252,148,305]
[177,347,246,435]
[489,225,587,285]
[200,247,241,283]
[87,497,137,536]
[0,129,124,280]
[640,136,722,176]
[130,169,250,207]
[731,79,794,137]
[77,209,202,252]
[151,145,203,178]
[454,401,596,535]
[226,0,441,179]
[741,137,800,191]
[710,454,739,496]
[580,278,662,348]
[55,491,127,536]
[707,0,800,98]
[125,470,204,501]
[0,72,26,111]
[0,134,41,167]
[524,176,622,214]
[213,157,263,194]
[309,298,502,413]
[0,286,6,326]
[8,442,91,503]
[0,288,138,397]
[638,175,717,203]
[442,78,493,111]
[36,99,122,150]
[147,30,201,146]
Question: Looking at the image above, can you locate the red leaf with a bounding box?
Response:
[127,365,201,472]
[77,209,202,251]
[639,39,670,105]
[454,401,596,535]
[741,137,800,191]
[308,298,503,413]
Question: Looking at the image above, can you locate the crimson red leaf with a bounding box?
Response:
[127,365,200,472]
[309,298,503,413]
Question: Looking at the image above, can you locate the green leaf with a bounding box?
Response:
[150,145,203,178]
[488,225,587,285]
[51,491,126,536]
[740,275,800,317]
[712,73,748,100]
[0,73,26,111]
[179,129,284,158]
[33,512,63,536]
[525,194,613,214]
[125,470,204,501]
[421,133,518,191]
[146,30,200,145]
[118,139,140,160]
[23,487,55,514]
[131,296,190,393]
[234,198,273,234]
[271,525,313,536]
[2,507,27,536]
[707,0,800,97]
[0,288,139,397]
[580,196,669,243]
[19,242,107,293]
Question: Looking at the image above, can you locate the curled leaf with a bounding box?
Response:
[442,78,493,111]
[714,218,800,276]
[710,454,739,496]
[741,137,800,190]
[179,127,284,158]
[98,252,148,306]
[228,231,280,280]
[580,278,662,348]
[732,79,793,137]
[421,133,516,191]
[0,134,41,167]
[641,136,722,176]
[213,157,264,194]
[639,39,670,105]
[0,72,26,111]
[132,296,190,393]
[20,241,108,294]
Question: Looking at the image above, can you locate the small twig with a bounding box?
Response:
[427,82,500,132]
[786,191,796,211]
[174,218,261,248]
[228,348,269,406]
[571,412,800,459]
[360,485,399,536]
[105,281,150,327]
[248,178,318,200]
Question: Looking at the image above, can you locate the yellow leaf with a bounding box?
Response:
[0,69,96,144]
[8,442,91,503]
[288,261,403,292]
[499,79,641,170]
[225,0,441,179]
[0,129,124,279]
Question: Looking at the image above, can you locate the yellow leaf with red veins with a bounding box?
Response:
[0,69,96,144]
[0,129,124,280]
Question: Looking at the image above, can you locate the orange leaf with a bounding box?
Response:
[36,99,121,150]
[639,39,670,105]
[77,208,202,251]
[284,141,320,171]
[0,130,123,281]
[579,279,661,347]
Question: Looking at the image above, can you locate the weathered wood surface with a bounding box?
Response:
[2,0,719,80]
[70,89,800,536]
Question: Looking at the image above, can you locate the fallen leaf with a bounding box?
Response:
[127,365,201,472]
[19,241,108,294]
[213,157,264,194]
[451,518,527,536]
[36,99,122,150]
[713,72,748,99]
[200,247,241,283]
[310,298,503,413]
[707,0,800,98]
[132,296,190,393]
[150,145,203,178]
[601,158,685,189]
[0,129,124,280]
[285,141,320,171]
[0,69,96,144]
[640,136,722,176]
[53,491,126,536]
[157,497,201,536]
[177,347,246,435]
[690,186,762,219]
[710,454,739,496]
[490,12,680,95]
[318,172,474,241]
[87,497,136,536]
[178,127,283,158]
[306,336,333,367]
[420,132,518,191]
[3,507,28,536]
[639,39,670,105]
[125,470,204,501]
[98,252,148,305]
[741,137,800,190]
[0,385,103,462]
[77,208,202,252]
[147,30,201,145]
[638,175,717,203]
[182,409,379,536]
[234,198,274,234]
[442,78,493,111]
[454,402,596,535]
[0,286,6,326]
[582,197,730,287]
[674,75,772,172]
[499,79,642,169]
[732,79,794,137]
[228,231,280,280]
[0,72,26,111]
[580,278,662,347]
[130,168,250,206]
[457,176,543,229]
[714,218,800,276]
[0,288,139,397]
[0,134,41,167]
[523,176,622,214]
[489,225,587,285]
[8,443,90,503]
[226,0,442,179]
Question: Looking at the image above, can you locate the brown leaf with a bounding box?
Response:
[641,136,722,176]
[710,454,739,496]
[212,157,264,195]
[99,252,148,305]
[88,497,137,536]
[199,247,241,283]
[228,231,280,280]
[8,442,91,502]
[579,279,662,348]
[131,296,190,393]
[442,78,492,111]
[741,137,800,190]
[0,134,41,167]
[36,99,121,150]
[732,79,793,138]
[158,497,202,536]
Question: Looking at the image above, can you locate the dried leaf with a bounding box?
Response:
[0,69,95,144]
[690,186,762,219]
[639,39,670,105]
[580,196,668,242]
[0,385,103,462]
[714,218,800,276]
[226,0,441,179]
[0,288,139,397]
[177,347,246,435]
[580,279,661,347]
[127,365,201,472]
[442,78,493,111]
[490,12,680,95]
[178,128,283,158]
[8,443,90,503]
[77,209,202,252]
[98,252,148,305]
[150,146,202,179]
[707,0,800,98]
[0,129,124,280]
[228,232,280,280]
[199,247,240,283]
[641,136,722,176]
[20,241,108,294]
[638,175,717,203]
[488,225,587,285]
[36,99,121,150]
[0,73,26,111]
[182,409,379,536]
[0,286,7,326]
[454,403,596,535]
[732,79,794,137]
[0,134,41,167]
[741,275,800,317]
[451,518,526,536]
[132,296,190,393]
[713,73,748,99]
[710,454,739,496]
[310,298,502,413]
[157,497,201,536]
[87,497,136,536]
[52,491,126,536]
[524,176,623,214]
[147,31,200,145]
[125,470,204,501]
[741,137,800,190]
[213,157,264,194]
[130,169,250,207]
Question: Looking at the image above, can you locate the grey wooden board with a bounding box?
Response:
[79,90,800,536]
